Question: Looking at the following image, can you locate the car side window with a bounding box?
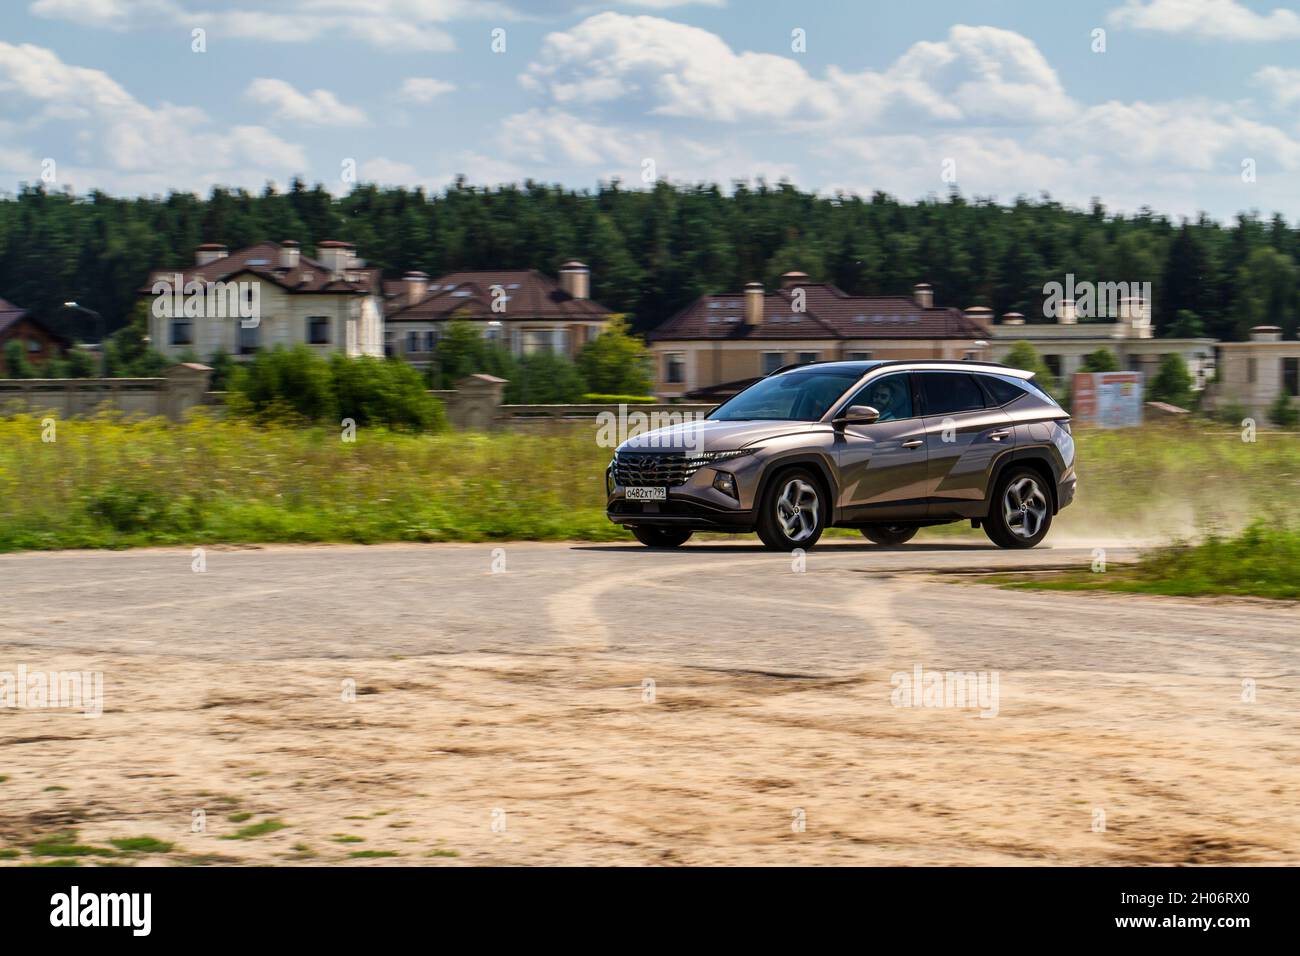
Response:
[847,373,913,422]
[917,372,986,416]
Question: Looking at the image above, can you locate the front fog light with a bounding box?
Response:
[712,470,738,500]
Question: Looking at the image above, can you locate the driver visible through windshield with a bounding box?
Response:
[710,368,865,421]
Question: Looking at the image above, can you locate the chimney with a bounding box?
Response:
[559,260,590,299]
[1059,298,1077,325]
[744,281,764,326]
[280,240,300,271]
[964,306,994,329]
[780,271,810,290]
[1119,296,1152,338]
[195,243,228,267]
[913,283,934,309]
[1001,312,1025,326]
[403,271,429,306]
[1250,325,1283,342]
[317,240,354,278]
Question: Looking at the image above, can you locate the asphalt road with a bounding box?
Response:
[1,540,1293,679]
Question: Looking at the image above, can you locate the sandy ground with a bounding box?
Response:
[1,541,1296,866]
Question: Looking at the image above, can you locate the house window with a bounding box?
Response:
[1284,357,1299,397]
[307,316,330,345]
[665,352,685,384]
[423,330,438,352]
[1044,354,1061,379]
[26,338,41,353]
[762,352,785,375]
[1248,358,1257,384]
[238,322,259,355]
[797,351,819,365]
[523,329,563,355]
[406,330,422,353]
[846,351,873,361]
[171,319,193,346]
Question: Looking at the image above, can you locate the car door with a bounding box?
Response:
[914,371,1015,518]
[832,372,930,521]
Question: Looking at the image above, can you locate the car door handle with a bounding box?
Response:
[902,439,924,449]
[988,429,1012,442]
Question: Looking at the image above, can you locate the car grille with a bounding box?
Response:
[613,452,708,487]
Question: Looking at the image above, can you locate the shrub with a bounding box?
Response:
[3,340,36,379]
[329,354,446,432]
[1268,390,1299,428]
[576,316,652,395]
[1149,353,1193,408]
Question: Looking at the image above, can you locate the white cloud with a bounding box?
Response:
[521,14,1073,128]
[1253,66,1300,108]
[398,78,457,104]
[0,41,305,192]
[1107,0,1300,41]
[27,0,518,51]
[245,78,367,127]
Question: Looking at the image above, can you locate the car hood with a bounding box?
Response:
[616,419,818,453]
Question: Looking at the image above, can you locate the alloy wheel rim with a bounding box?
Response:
[776,479,819,542]
[1003,476,1048,540]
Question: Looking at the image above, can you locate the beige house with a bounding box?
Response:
[986,298,1218,391]
[1207,326,1300,419]
[142,240,385,362]
[382,261,613,368]
[649,274,992,398]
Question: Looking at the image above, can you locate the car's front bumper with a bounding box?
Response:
[606,495,755,531]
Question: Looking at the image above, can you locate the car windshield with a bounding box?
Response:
[711,369,863,421]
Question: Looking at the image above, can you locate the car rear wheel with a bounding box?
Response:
[984,467,1053,549]
[860,524,919,545]
[756,468,825,551]
[630,525,693,548]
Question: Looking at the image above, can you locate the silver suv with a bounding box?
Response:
[606,360,1075,550]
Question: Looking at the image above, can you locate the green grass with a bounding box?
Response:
[108,836,174,853]
[987,524,1300,600]
[348,850,399,858]
[1,412,1296,551]
[29,831,117,858]
[221,819,287,840]
[0,848,20,859]
[332,834,365,843]
[226,812,253,823]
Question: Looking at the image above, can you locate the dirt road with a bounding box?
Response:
[1,540,1296,865]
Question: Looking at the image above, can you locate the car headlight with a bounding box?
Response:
[696,448,757,463]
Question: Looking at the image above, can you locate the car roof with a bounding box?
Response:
[772,359,1033,380]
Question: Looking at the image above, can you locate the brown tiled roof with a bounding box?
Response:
[649,284,990,341]
[0,297,70,345]
[0,296,31,336]
[385,270,612,323]
[139,242,383,296]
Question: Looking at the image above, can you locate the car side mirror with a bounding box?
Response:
[835,404,880,427]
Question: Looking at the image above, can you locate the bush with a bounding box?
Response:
[576,316,652,395]
[1268,390,1299,428]
[3,340,36,379]
[229,346,445,432]
[1080,348,1119,373]
[1149,353,1193,408]
[506,350,587,404]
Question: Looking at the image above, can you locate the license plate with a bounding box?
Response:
[626,487,667,501]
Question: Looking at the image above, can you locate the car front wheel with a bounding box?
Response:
[756,468,826,551]
[984,468,1053,548]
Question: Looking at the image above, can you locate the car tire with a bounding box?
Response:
[984,467,1053,549]
[631,525,693,548]
[756,467,826,551]
[860,524,919,545]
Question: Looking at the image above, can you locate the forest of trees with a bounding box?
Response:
[2,177,1297,344]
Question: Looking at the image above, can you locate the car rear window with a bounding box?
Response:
[917,372,987,415]
[978,374,1028,406]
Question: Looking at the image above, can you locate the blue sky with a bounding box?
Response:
[2,0,1299,220]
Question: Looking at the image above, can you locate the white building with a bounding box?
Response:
[1208,326,1300,420]
[142,240,385,361]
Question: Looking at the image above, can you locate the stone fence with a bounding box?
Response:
[0,363,214,421]
[0,367,714,430]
